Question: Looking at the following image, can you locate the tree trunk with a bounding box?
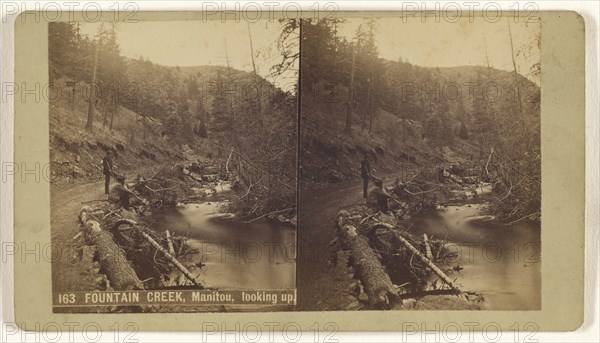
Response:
[247,23,262,117]
[423,233,433,260]
[224,39,237,145]
[373,222,462,292]
[78,206,143,290]
[343,45,356,135]
[102,109,108,127]
[507,19,523,117]
[165,230,176,256]
[109,107,116,131]
[85,44,99,132]
[336,211,398,309]
[362,83,371,130]
[368,95,374,134]
[113,219,202,288]
[143,114,147,140]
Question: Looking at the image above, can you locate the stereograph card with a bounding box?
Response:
[9,9,585,332]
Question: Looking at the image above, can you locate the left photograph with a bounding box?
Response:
[49,19,299,313]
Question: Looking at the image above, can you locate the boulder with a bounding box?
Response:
[189,172,203,182]
[190,162,203,173]
[327,170,344,183]
[203,174,219,182]
[72,166,85,178]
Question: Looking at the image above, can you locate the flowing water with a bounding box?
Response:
[147,182,538,310]
[149,200,296,292]
[410,202,541,310]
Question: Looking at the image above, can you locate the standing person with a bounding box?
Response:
[361,153,373,199]
[102,150,114,194]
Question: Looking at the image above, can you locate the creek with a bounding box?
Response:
[410,201,541,310]
[149,194,296,292]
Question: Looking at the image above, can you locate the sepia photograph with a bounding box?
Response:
[7,4,590,335]
[297,16,541,311]
[48,19,299,312]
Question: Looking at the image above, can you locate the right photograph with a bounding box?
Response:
[297,15,541,311]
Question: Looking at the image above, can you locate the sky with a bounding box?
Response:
[78,17,540,89]
[79,20,299,91]
[336,17,540,84]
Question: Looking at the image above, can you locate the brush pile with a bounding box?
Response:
[78,202,203,292]
[333,206,480,310]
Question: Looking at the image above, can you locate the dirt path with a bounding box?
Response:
[50,179,108,293]
[297,179,369,311]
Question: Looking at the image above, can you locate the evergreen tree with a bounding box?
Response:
[458,120,469,140]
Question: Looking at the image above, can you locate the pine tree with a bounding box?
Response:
[458,120,469,140]
[209,70,232,138]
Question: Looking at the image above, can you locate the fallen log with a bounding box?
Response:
[81,199,110,204]
[245,207,294,223]
[165,230,176,256]
[113,219,202,288]
[336,211,398,309]
[79,206,144,290]
[423,233,433,260]
[373,222,461,292]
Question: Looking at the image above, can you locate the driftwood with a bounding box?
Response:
[225,148,234,175]
[336,211,398,309]
[113,219,202,288]
[423,233,433,260]
[373,222,461,292]
[79,206,144,290]
[245,207,294,223]
[207,140,294,191]
[165,230,176,256]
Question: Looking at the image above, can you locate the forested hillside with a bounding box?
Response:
[48,21,297,218]
[300,18,540,221]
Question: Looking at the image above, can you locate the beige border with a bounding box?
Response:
[14,11,584,331]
